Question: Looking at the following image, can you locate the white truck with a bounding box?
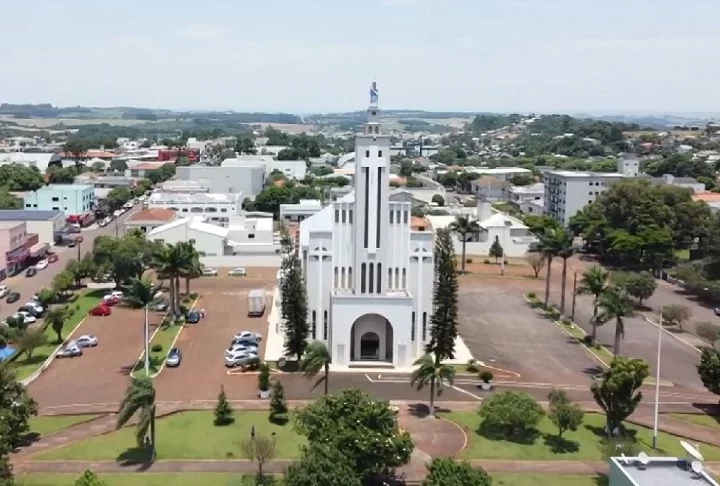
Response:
[247,289,266,317]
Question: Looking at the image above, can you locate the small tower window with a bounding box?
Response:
[323,311,328,340]
[365,150,370,157]
[411,312,416,341]
[378,150,383,157]
[312,311,317,339]
[361,263,366,293]
[422,312,427,341]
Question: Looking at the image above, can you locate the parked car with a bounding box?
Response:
[47,253,58,263]
[202,268,218,276]
[103,291,123,303]
[35,259,49,270]
[6,292,20,303]
[104,295,121,306]
[233,331,262,342]
[14,312,36,324]
[24,302,44,314]
[186,311,200,324]
[715,307,720,317]
[18,306,41,318]
[113,210,122,218]
[152,300,169,312]
[74,335,99,348]
[231,334,259,347]
[224,350,258,368]
[226,343,258,355]
[0,285,9,298]
[25,267,37,277]
[98,219,108,228]
[89,304,112,316]
[56,345,83,358]
[228,267,247,277]
[166,348,182,367]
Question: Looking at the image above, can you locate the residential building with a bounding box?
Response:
[0,210,65,246]
[0,221,39,278]
[225,214,275,252]
[124,208,177,234]
[176,165,265,197]
[159,180,211,193]
[0,152,61,172]
[642,173,706,193]
[470,176,512,201]
[544,171,628,225]
[146,192,242,223]
[609,455,718,486]
[23,184,94,216]
[147,217,228,256]
[74,174,139,189]
[520,199,545,215]
[126,161,171,178]
[296,82,434,367]
[280,199,323,223]
[464,167,532,181]
[222,156,307,180]
[157,149,199,162]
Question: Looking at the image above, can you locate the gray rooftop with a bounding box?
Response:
[612,457,718,486]
[0,210,64,221]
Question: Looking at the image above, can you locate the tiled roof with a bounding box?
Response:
[126,208,176,223]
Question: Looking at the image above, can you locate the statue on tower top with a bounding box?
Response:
[369,80,379,107]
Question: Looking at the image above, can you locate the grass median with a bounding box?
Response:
[131,318,184,378]
[10,289,104,380]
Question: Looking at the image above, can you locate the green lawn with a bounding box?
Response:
[669,413,720,429]
[443,411,720,461]
[29,415,98,436]
[17,473,269,486]
[34,411,305,461]
[493,474,607,486]
[11,290,104,380]
[132,320,185,377]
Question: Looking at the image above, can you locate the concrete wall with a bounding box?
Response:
[25,215,65,245]
[149,223,225,257]
[176,166,265,197]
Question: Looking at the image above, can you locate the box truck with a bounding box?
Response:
[247,289,266,317]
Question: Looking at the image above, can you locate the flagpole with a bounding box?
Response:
[652,306,663,449]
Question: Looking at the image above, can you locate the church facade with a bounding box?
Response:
[297,83,434,367]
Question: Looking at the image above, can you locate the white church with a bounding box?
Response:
[296,82,435,367]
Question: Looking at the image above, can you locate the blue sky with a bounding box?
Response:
[1,0,719,114]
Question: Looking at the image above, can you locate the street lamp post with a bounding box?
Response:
[571,269,578,321]
[652,306,663,450]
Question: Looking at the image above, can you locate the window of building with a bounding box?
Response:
[388,267,393,289]
[402,268,407,288]
[334,266,339,287]
[411,312,416,341]
[365,150,370,157]
[341,210,346,223]
[422,312,427,341]
[51,197,59,202]
[52,207,59,210]
[182,208,188,212]
[368,263,374,293]
[312,311,317,339]
[348,209,353,224]
[248,234,255,239]
[25,204,31,208]
[360,263,366,293]
[323,311,328,340]
[378,150,383,157]
[335,209,339,223]
[389,210,394,224]
[403,211,408,224]
[376,263,382,292]
[221,208,227,213]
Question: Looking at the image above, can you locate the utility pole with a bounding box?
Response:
[652,306,663,450]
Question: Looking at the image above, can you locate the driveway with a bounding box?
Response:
[27,304,158,411]
[458,284,600,385]
[0,203,142,321]
[154,269,278,402]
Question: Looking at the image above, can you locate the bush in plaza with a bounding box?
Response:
[527,292,536,299]
[151,344,162,353]
[258,363,271,392]
[269,380,289,425]
[213,385,234,426]
[478,391,544,439]
[466,359,480,373]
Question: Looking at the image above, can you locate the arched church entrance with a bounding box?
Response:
[350,314,394,362]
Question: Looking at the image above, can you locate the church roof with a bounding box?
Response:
[479,212,527,229]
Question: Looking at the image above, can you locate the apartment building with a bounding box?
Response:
[544,171,627,225]
[146,192,242,224]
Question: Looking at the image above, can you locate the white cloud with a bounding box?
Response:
[177,24,229,41]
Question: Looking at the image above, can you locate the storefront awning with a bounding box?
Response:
[29,243,50,258]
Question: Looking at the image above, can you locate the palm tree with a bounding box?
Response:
[117,376,156,461]
[556,234,576,315]
[178,241,203,296]
[576,266,611,344]
[449,216,480,273]
[299,341,331,395]
[530,227,574,310]
[44,307,68,344]
[124,277,161,375]
[151,243,193,316]
[410,353,456,415]
[596,286,635,356]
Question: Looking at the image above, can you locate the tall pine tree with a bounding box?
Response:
[281,244,309,360]
[426,228,459,363]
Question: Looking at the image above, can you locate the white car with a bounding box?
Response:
[228,267,247,277]
[74,335,99,348]
[138,195,147,201]
[202,268,218,276]
[224,350,258,368]
[56,344,82,358]
[14,312,36,324]
[35,260,49,270]
[233,331,262,342]
[24,302,44,314]
[104,291,123,302]
[0,285,9,298]
[113,210,122,217]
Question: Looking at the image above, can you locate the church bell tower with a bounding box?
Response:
[352,81,391,295]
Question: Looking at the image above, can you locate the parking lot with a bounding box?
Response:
[154,268,278,402]
[457,283,600,385]
[28,303,158,411]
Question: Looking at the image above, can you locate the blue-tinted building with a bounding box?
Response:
[23,184,94,216]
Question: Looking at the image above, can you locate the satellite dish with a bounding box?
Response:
[681,441,704,462]
[638,451,649,465]
[692,460,704,475]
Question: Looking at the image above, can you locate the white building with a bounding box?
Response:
[609,455,718,486]
[222,156,307,180]
[509,183,545,206]
[464,167,532,181]
[0,152,61,172]
[280,199,323,223]
[544,170,628,225]
[296,82,434,367]
[159,180,211,193]
[176,164,265,197]
[146,192,242,224]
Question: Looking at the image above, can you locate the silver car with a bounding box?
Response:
[74,335,99,348]
[202,268,218,276]
[224,350,258,368]
[228,267,247,277]
[57,345,82,358]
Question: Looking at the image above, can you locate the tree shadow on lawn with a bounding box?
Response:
[119,356,163,376]
[13,432,41,450]
[477,424,581,454]
[407,403,451,418]
[13,354,49,368]
[584,423,668,454]
[542,434,580,454]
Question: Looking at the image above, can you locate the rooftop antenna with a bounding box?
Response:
[637,451,649,469]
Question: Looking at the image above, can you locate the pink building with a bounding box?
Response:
[0,221,38,280]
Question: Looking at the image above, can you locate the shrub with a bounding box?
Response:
[561,318,572,326]
[503,260,508,265]
[258,363,270,392]
[214,385,234,426]
[530,301,542,308]
[527,292,536,299]
[179,304,189,315]
[466,359,479,373]
[151,343,162,353]
[75,303,81,311]
[466,258,473,264]
[480,370,494,382]
[189,292,199,299]
[546,309,561,320]
[483,259,491,264]
[478,391,544,439]
[582,335,592,345]
[67,294,79,302]
[269,380,288,425]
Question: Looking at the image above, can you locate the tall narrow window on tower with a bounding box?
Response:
[368,263,374,293]
[363,168,370,248]
[376,167,382,249]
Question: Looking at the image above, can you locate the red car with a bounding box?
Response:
[47,254,58,263]
[89,304,112,316]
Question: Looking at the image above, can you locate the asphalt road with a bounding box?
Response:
[0,203,141,321]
